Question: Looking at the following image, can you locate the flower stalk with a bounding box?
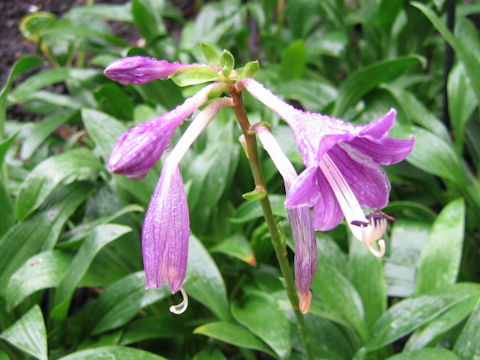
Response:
[229,85,314,360]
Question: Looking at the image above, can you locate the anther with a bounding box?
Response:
[169,287,189,314]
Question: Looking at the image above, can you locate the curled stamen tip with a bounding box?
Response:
[299,291,312,314]
[169,287,189,315]
[366,239,386,258]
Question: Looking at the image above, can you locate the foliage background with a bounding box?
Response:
[1,0,480,359]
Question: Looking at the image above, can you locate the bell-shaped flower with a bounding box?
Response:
[241,78,414,256]
[254,125,317,314]
[141,97,233,314]
[104,56,187,85]
[108,82,222,180]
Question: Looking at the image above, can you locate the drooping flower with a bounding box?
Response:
[253,125,317,314]
[141,98,233,313]
[104,56,187,85]
[108,82,222,180]
[241,78,414,256]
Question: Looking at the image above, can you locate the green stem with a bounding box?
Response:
[229,86,314,360]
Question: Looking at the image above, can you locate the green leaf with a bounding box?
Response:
[194,322,275,357]
[8,68,71,104]
[19,11,56,42]
[0,305,47,360]
[384,219,431,297]
[16,148,103,220]
[131,0,162,42]
[240,60,260,80]
[81,108,157,205]
[392,125,464,186]
[6,250,72,310]
[365,283,480,351]
[448,63,477,154]
[412,2,480,104]
[58,346,167,360]
[405,295,479,350]
[220,49,235,76]
[333,56,424,117]
[386,348,460,360]
[230,195,287,224]
[279,40,306,81]
[170,65,220,87]
[0,181,14,238]
[349,238,386,334]
[70,272,168,337]
[68,3,133,22]
[0,183,91,291]
[242,186,267,201]
[311,256,367,341]
[51,224,132,321]
[94,83,134,120]
[416,199,465,294]
[200,42,221,67]
[231,294,291,359]
[454,300,480,358]
[382,84,450,142]
[120,315,188,345]
[210,234,257,266]
[184,236,231,321]
[19,110,77,159]
[0,56,43,136]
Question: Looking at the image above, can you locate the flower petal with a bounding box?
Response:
[142,165,190,292]
[328,145,390,209]
[357,109,397,139]
[285,166,320,207]
[108,82,221,180]
[104,56,186,85]
[311,169,344,231]
[345,135,415,165]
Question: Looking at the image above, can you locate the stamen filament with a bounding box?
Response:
[169,287,189,314]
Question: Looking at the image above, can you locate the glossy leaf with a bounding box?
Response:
[6,250,72,310]
[392,125,464,186]
[210,233,256,266]
[200,42,221,67]
[231,294,291,359]
[170,66,220,87]
[405,295,479,350]
[16,148,103,220]
[0,183,91,291]
[0,56,44,131]
[230,195,287,224]
[386,348,460,360]
[120,315,188,345]
[19,110,77,159]
[412,2,480,103]
[94,83,134,120]
[51,224,132,321]
[454,300,480,358]
[194,321,275,357]
[184,236,231,321]
[58,346,167,360]
[349,237,386,334]
[0,305,47,360]
[365,283,480,351]
[279,40,306,81]
[333,56,424,117]
[416,199,465,294]
[132,0,164,42]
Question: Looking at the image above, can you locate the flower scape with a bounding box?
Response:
[105,50,414,315]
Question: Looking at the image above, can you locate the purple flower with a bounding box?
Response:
[254,125,317,314]
[104,56,186,85]
[241,78,414,256]
[140,98,232,313]
[108,82,222,180]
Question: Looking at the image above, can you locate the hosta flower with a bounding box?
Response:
[141,98,232,313]
[241,78,414,256]
[104,56,186,85]
[108,82,222,180]
[253,125,317,314]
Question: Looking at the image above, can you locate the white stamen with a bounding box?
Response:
[166,98,233,167]
[319,154,388,257]
[169,287,189,314]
